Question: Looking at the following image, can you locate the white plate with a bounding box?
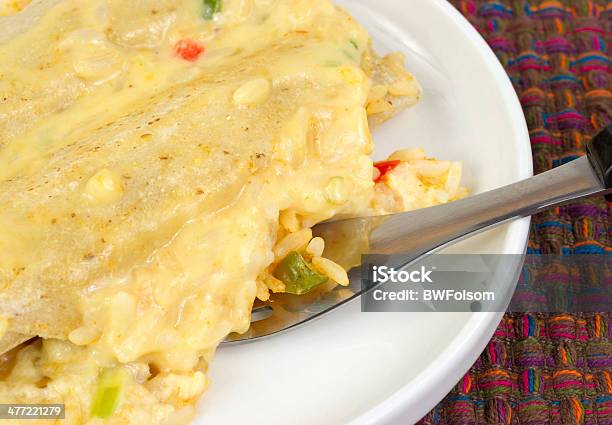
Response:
[197,1,532,424]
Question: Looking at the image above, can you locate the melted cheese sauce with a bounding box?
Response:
[0,0,428,423]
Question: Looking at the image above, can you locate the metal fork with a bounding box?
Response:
[224,126,612,343]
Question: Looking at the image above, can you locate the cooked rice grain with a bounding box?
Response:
[273,228,313,260]
[305,237,325,257]
[312,256,349,286]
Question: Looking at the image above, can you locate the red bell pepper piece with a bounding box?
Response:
[174,39,204,62]
[373,160,401,183]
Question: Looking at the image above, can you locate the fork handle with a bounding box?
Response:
[588,126,612,201]
[369,125,612,256]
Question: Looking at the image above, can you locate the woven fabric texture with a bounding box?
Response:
[418,1,611,424]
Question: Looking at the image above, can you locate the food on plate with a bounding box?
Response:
[0,0,466,423]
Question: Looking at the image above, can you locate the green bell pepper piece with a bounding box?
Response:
[274,251,329,295]
[91,369,125,419]
[203,0,222,20]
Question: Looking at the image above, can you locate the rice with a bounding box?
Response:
[279,209,300,233]
[305,237,325,257]
[273,228,312,260]
[311,256,349,286]
[255,280,271,301]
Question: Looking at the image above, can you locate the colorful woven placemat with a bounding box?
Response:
[418,1,611,424]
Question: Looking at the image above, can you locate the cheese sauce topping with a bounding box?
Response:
[0,0,439,423]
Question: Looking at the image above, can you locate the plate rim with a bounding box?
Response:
[0,0,533,423]
[347,1,532,424]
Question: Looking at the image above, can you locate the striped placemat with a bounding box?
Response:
[419,1,611,424]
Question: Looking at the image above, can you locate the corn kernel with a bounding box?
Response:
[83,169,125,204]
[233,77,271,106]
